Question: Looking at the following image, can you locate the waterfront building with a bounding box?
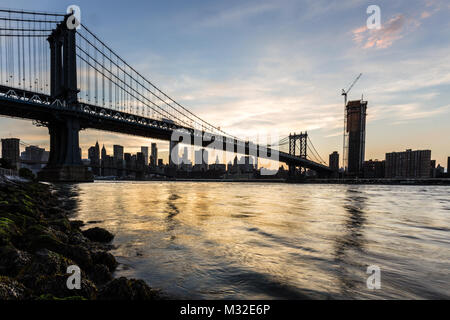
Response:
[385,149,431,178]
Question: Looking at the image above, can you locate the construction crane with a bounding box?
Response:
[341,73,362,171]
[342,73,362,106]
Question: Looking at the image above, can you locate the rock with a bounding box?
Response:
[68,231,89,246]
[33,274,97,300]
[70,220,85,230]
[0,211,37,230]
[0,245,32,277]
[91,250,118,272]
[18,249,75,282]
[0,276,28,300]
[48,218,72,232]
[82,227,114,243]
[46,207,67,219]
[89,264,113,285]
[0,217,21,246]
[98,277,159,300]
[63,245,93,270]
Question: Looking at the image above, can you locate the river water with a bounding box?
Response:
[66,181,449,299]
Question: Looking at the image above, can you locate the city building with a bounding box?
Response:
[345,100,367,176]
[101,155,116,177]
[1,138,20,169]
[136,152,146,171]
[88,141,101,175]
[169,140,179,167]
[193,148,208,172]
[151,143,158,167]
[385,149,431,178]
[433,164,445,178]
[363,159,385,178]
[20,145,47,173]
[329,151,339,171]
[113,145,124,167]
[101,145,107,160]
[141,146,149,165]
[448,157,450,176]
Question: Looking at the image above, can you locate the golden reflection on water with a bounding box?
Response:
[71,182,450,299]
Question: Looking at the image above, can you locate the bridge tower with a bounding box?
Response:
[38,15,93,182]
[288,132,307,176]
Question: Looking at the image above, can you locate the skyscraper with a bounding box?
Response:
[88,142,101,175]
[329,151,339,172]
[141,146,149,165]
[151,143,158,167]
[101,145,107,160]
[1,138,20,168]
[345,100,367,176]
[113,145,124,168]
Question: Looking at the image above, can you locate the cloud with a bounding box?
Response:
[369,103,450,125]
[194,2,279,28]
[353,14,407,49]
[352,0,444,49]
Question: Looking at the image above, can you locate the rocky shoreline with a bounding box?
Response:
[0,176,162,300]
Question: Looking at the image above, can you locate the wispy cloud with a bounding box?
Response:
[353,14,408,49]
[352,0,444,49]
[193,2,279,28]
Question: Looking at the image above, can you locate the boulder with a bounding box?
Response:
[98,277,159,300]
[82,227,114,243]
[89,264,113,285]
[91,250,118,272]
[33,274,97,300]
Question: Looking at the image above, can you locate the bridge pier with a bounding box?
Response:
[38,118,93,182]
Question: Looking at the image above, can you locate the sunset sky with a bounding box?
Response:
[1,0,449,167]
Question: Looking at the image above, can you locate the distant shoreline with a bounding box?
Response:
[92,177,450,186]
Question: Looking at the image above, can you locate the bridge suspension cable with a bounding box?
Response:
[77,24,239,140]
[0,10,62,93]
[307,136,326,165]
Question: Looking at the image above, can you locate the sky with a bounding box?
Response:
[1,0,449,167]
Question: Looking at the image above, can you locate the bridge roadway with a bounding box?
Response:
[0,85,332,175]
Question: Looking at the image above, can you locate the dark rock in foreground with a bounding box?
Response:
[82,227,114,243]
[0,178,161,300]
[98,277,160,300]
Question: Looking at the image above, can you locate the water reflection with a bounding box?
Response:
[166,189,180,236]
[334,188,367,297]
[70,182,450,299]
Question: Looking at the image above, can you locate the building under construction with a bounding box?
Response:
[344,99,367,176]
